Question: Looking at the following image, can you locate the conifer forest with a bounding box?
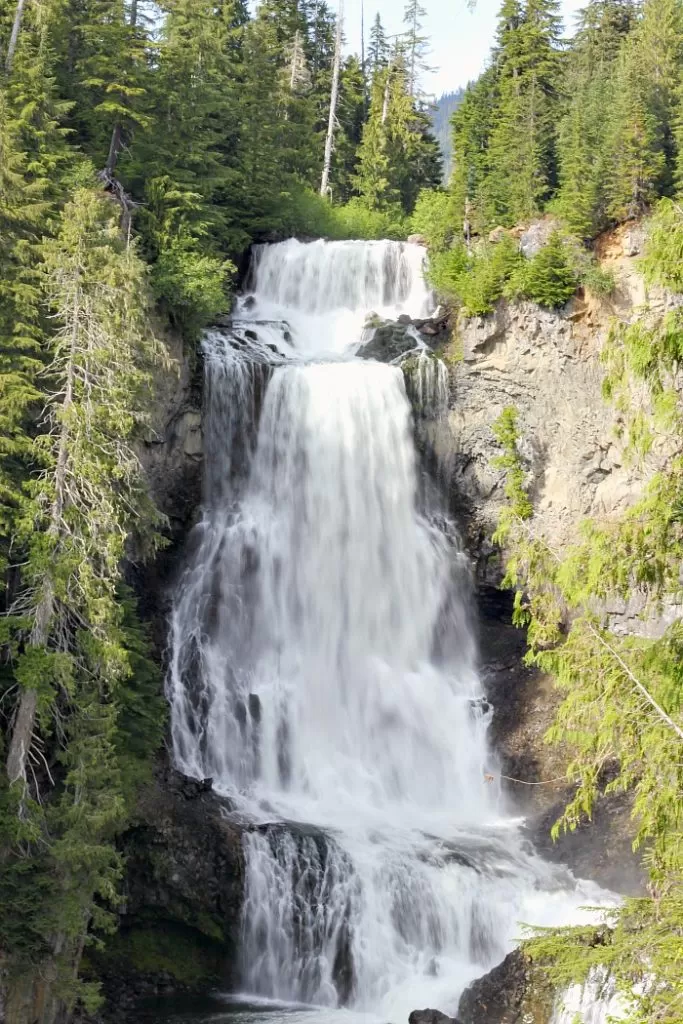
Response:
[1,0,683,1023]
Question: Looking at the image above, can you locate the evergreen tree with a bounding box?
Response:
[1,181,168,1021]
[354,66,398,209]
[597,0,683,222]
[402,0,431,99]
[605,33,668,220]
[0,2,71,546]
[554,0,634,237]
[450,66,500,233]
[486,0,563,224]
[367,13,390,76]
[355,54,442,213]
[331,55,367,202]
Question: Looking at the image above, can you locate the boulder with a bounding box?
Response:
[408,233,428,246]
[409,1009,463,1024]
[519,218,560,259]
[458,950,554,1024]
[357,321,419,363]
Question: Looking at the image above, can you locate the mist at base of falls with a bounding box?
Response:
[167,239,611,1022]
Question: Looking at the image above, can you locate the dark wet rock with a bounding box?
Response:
[409,1009,464,1024]
[174,772,214,799]
[358,320,419,362]
[139,327,203,542]
[212,312,234,327]
[358,313,451,363]
[90,765,245,1012]
[478,586,645,896]
[458,950,554,1024]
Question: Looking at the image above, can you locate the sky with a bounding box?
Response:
[343,0,588,96]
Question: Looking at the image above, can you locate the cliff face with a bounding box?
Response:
[425,226,663,896]
[431,224,669,577]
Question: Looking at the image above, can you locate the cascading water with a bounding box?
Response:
[168,238,609,1022]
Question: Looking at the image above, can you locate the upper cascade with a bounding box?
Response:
[238,238,434,356]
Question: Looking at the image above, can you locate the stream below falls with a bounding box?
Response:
[165,239,610,1024]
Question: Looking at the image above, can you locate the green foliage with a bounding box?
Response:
[492,197,683,1023]
[0,179,169,1017]
[0,0,454,1014]
[152,239,234,341]
[506,230,578,307]
[410,188,459,252]
[492,407,534,533]
[448,0,683,245]
[284,190,408,240]
[641,198,683,291]
[98,923,225,988]
[355,56,442,215]
[429,235,524,314]
[552,0,634,238]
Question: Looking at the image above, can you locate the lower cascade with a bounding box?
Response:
[168,239,606,1020]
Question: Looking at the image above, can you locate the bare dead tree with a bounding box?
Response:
[4,0,28,73]
[320,0,344,198]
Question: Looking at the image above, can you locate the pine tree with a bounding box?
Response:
[450,66,500,233]
[0,6,71,550]
[1,182,169,1021]
[354,66,398,209]
[606,34,667,220]
[66,0,152,176]
[554,0,634,237]
[402,0,431,99]
[332,55,367,201]
[486,0,563,224]
[355,53,442,214]
[367,13,390,76]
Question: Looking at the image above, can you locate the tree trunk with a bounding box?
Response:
[381,69,391,125]
[361,0,367,110]
[4,0,28,73]
[320,0,343,198]
[103,0,138,177]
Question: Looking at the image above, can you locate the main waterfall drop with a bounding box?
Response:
[168,239,603,1020]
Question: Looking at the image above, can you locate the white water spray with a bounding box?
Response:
[168,239,609,1021]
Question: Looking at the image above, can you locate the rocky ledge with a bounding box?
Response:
[357,310,451,362]
[408,950,555,1024]
[86,767,244,1012]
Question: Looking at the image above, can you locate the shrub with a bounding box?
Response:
[282,190,407,241]
[410,189,459,253]
[430,235,524,316]
[506,230,578,308]
[152,237,233,340]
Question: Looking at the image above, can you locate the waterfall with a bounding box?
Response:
[168,239,609,1020]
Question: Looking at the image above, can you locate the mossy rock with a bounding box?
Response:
[94,922,226,990]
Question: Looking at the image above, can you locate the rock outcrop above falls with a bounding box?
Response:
[357,311,451,362]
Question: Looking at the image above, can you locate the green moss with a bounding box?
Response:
[96,923,226,989]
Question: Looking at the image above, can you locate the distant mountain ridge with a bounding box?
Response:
[431,88,466,181]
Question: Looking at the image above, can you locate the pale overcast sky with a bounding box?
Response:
[343,0,587,95]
